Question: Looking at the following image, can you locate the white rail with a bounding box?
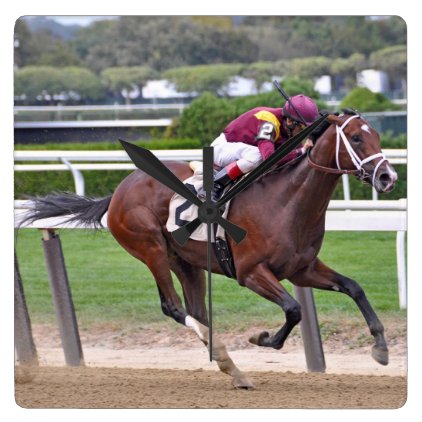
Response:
[14,104,188,112]
[14,119,172,129]
[14,149,202,162]
[14,148,407,198]
[13,148,407,163]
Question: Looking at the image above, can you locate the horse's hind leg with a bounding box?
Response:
[289,258,388,365]
[170,255,254,389]
[109,207,188,325]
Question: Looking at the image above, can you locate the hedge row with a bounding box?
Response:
[14,133,406,200]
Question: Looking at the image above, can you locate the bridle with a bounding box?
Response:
[307,114,387,186]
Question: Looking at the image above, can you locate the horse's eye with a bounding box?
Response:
[351,135,362,143]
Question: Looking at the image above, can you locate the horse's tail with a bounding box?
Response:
[19,192,112,229]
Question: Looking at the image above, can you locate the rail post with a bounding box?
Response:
[293,286,326,372]
[61,157,85,196]
[14,250,39,366]
[41,229,84,366]
[396,230,407,309]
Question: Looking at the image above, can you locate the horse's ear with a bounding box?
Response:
[327,114,343,126]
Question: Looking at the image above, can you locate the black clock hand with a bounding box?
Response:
[171,219,203,245]
[202,146,214,361]
[203,146,213,203]
[200,147,247,361]
[119,139,203,208]
[171,114,327,243]
[214,216,246,243]
[172,212,247,246]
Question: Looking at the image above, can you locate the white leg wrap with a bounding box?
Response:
[185,315,254,388]
[185,315,208,343]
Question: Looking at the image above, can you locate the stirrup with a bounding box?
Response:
[212,184,225,202]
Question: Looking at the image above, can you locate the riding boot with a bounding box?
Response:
[212,162,244,202]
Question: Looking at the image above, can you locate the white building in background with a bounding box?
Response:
[357,69,389,93]
[314,75,332,95]
[142,77,272,99]
[142,80,195,99]
[220,76,291,96]
[219,76,262,96]
[142,75,340,100]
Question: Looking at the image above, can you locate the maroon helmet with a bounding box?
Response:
[283,95,319,126]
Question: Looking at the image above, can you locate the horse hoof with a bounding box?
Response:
[233,376,254,390]
[249,331,270,347]
[372,345,389,366]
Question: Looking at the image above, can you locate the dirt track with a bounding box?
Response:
[15,366,406,409]
[15,323,407,409]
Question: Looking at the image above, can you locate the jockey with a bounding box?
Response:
[211,94,319,201]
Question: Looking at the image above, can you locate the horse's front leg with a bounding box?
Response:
[238,263,302,350]
[289,258,388,365]
[169,254,254,389]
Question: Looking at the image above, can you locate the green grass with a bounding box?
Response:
[15,229,405,331]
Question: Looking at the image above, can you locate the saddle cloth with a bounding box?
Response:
[166,162,229,241]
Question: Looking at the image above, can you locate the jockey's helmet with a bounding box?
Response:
[283,95,319,126]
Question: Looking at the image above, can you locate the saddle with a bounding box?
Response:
[166,162,237,279]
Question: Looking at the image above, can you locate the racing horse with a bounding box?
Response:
[23,111,397,389]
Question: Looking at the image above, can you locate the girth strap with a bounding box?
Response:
[212,221,236,279]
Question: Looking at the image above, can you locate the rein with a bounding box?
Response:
[307,114,387,185]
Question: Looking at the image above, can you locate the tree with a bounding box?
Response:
[330,53,367,90]
[370,45,406,88]
[100,66,158,103]
[61,67,104,101]
[289,56,331,80]
[239,16,406,61]
[17,16,407,76]
[72,16,255,72]
[71,20,116,72]
[340,87,399,112]
[36,41,82,67]
[241,62,279,93]
[14,19,82,68]
[14,19,36,68]
[163,64,245,95]
[14,66,103,103]
[14,66,65,102]
[178,92,236,144]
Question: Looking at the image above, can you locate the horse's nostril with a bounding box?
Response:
[378,172,395,192]
[379,172,391,185]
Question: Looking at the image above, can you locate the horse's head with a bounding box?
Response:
[309,111,398,193]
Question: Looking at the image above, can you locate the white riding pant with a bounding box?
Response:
[211,133,263,173]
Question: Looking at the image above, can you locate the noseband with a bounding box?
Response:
[307,114,387,186]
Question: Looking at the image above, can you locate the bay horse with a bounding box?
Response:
[23,111,397,389]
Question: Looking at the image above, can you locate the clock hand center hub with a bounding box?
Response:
[198,201,219,223]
